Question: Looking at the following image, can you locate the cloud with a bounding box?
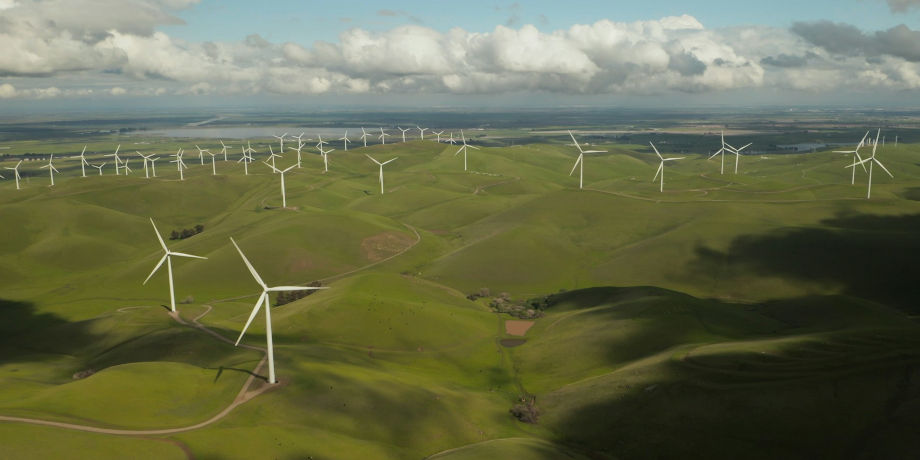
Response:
[3,1,920,100]
[885,0,920,12]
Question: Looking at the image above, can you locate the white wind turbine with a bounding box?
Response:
[40,154,60,186]
[219,140,231,161]
[238,147,254,176]
[77,146,90,177]
[195,145,209,165]
[264,162,297,208]
[106,145,122,176]
[5,160,22,189]
[289,133,306,168]
[366,154,397,194]
[833,130,870,185]
[123,158,133,175]
[143,218,207,313]
[649,141,684,192]
[433,131,444,143]
[447,132,457,145]
[149,157,159,177]
[137,152,154,178]
[273,133,288,154]
[398,126,411,142]
[229,237,328,384]
[378,127,390,145]
[316,136,335,173]
[360,127,370,147]
[417,125,428,140]
[339,130,351,151]
[847,129,893,199]
[171,149,188,181]
[567,130,606,189]
[207,151,219,175]
[267,145,282,173]
[455,129,481,172]
[730,142,752,174]
[91,163,106,176]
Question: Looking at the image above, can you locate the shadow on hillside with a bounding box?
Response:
[536,287,920,459]
[0,298,98,365]
[690,212,920,313]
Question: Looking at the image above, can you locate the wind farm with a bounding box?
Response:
[2,0,920,458]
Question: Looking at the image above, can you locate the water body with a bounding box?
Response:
[139,126,355,139]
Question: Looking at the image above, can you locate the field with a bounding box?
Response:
[1,124,919,459]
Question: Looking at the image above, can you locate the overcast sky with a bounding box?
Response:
[2,0,920,110]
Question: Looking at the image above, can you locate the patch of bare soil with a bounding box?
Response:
[361,231,415,262]
[505,320,535,336]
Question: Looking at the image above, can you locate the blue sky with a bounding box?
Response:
[162,0,917,44]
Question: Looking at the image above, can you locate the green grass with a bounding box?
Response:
[2,135,920,459]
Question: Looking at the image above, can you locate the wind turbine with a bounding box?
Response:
[833,130,869,185]
[273,133,288,154]
[149,157,159,177]
[731,142,752,174]
[171,149,188,181]
[267,145,282,173]
[397,127,410,142]
[91,163,105,176]
[366,154,397,194]
[360,127,370,147]
[417,125,428,140]
[567,130,606,188]
[5,160,22,189]
[433,131,444,143]
[238,149,254,175]
[143,218,207,313]
[317,136,335,173]
[106,145,122,176]
[339,130,351,151]
[195,145,209,165]
[122,158,133,175]
[264,162,297,208]
[455,129,481,172]
[649,141,684,192]
[847,129,893,199]
[40,154,60,186]
[207,151,219,175]
[289,133,306,168]
[137,152,154,178]
[447,132,457,145]
[378,127,390,145]
[219,140,231,161]
[77,146,89,177]
[229,237,328,384]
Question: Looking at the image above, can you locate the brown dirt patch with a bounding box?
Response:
[361,231,415,262]
[500,338,527,348]
[505,320,535,336]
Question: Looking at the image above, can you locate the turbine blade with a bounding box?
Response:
[649,142,663,160]
[235,293,265,346]
[143,254,168,285]
[230,237,267,289]
[365,154,381,165]
[149,218,168,251]
[569,155,582,176]
[266,286,330,292]
[170,251,207,260]
[653,162,663,182]
[874,158,894,178]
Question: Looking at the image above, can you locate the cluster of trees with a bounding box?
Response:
[468,288,559,320]
[275,281,323,306]
[169,224,204,240]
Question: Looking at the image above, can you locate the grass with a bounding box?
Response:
[1,133,919,459]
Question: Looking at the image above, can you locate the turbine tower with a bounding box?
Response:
[365,154,397,194]
[317,136,335,173]
[267,145,282,173]
[219,140,231,161]
[433,131,444,143]
[207,151,219,175]
[105,145,122,176]
[137,151,154,178]
[567,130,606,189]
[398,127,411,142]
[171,149,188,181]
[195,145,209,165]
[5,160,22,189]
[149,157,159,177]
[360,127,370,147]
[40,154,60,186]
[649,141,685,192]
[229,237,328,384]
[289,133,306,168]
[238,147,254,176]
[378,128,390,145]
[339,130,351,151]
[77,146,90,177]
[143,218,207,313]
[264,162,297,208]
[417,125,428,140]
[455,129,481,172]
[273,133,288,154]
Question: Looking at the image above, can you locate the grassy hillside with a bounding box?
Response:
[1,135,919,459]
